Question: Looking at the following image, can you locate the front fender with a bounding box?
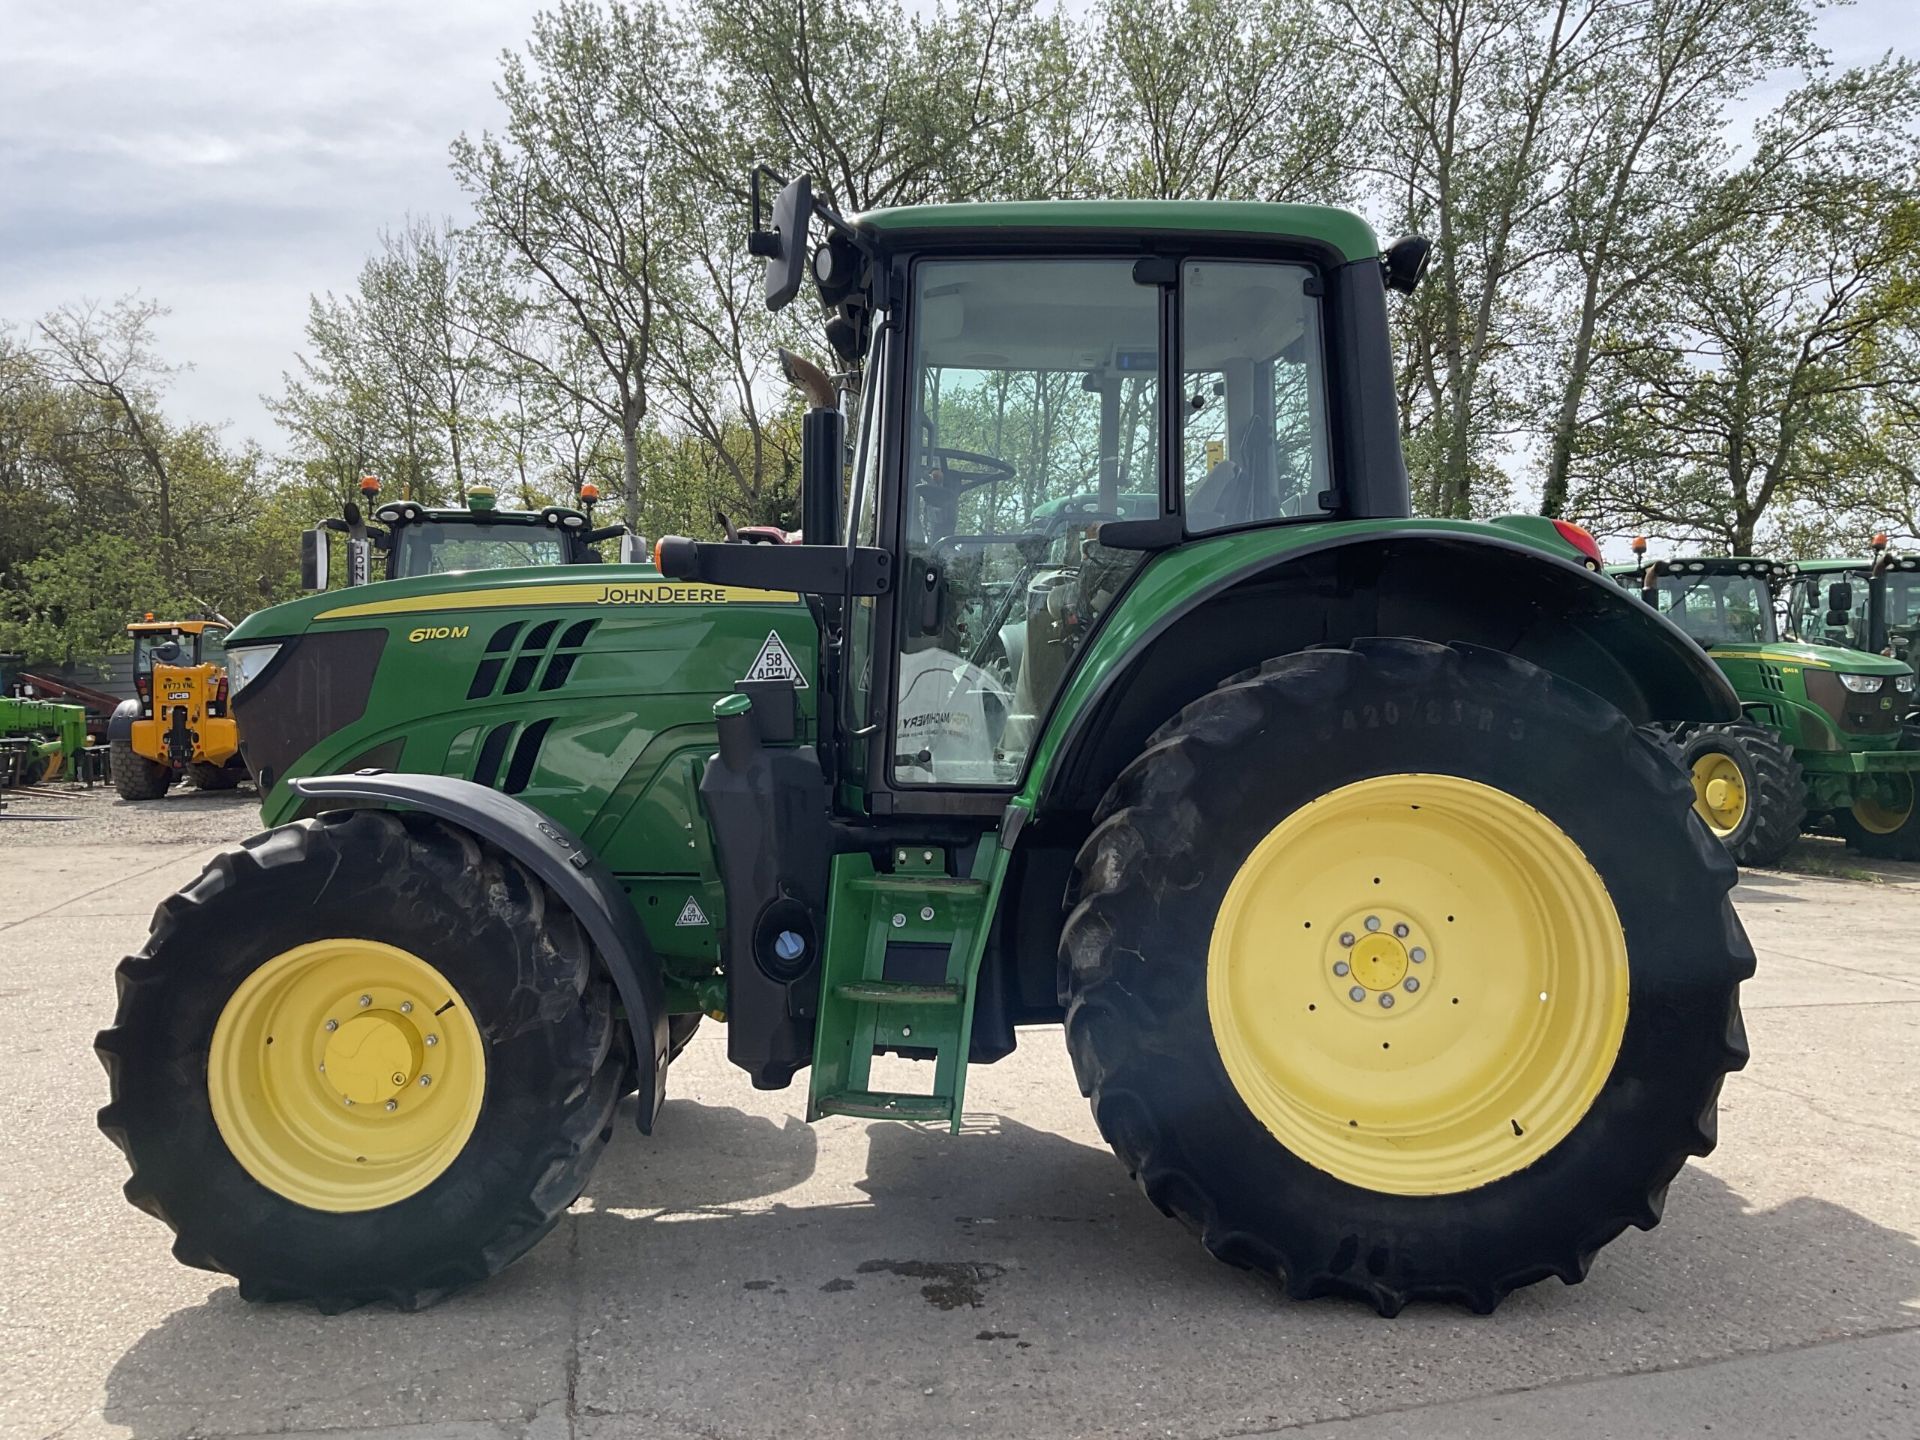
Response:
[1023,523,1739,815]
[287,771,670,1132]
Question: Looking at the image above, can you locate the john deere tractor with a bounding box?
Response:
[1617,546,1920,863]
[108,619,247,800]
[1785,537,1920,698]
[301,476,629,591]
[99,177,1753,1315]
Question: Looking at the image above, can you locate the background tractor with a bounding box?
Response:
[107,619,247,801]
[302,476,629,591]
[1786,538,1920,702]
[1618,546,1920,863]
[99,179,1753,1316]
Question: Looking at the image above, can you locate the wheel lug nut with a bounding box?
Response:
[1348,986,1366,1002]
[1403,977,1420,993]
[1379,993,1395,1009]
[419,1075,432,1087]
[1364,916,1381,932]
[400,1001,413,1014]
[358,995,372,1008]
[342,1096,354,1106]
[324,1018,338,1032]
[1333,961,1350,977]
[1410,947,1426,963]
[1393,923,1410,938]
[425,1034,438,1046]
[385,1099,398,1112]
[1339,932,1356,948]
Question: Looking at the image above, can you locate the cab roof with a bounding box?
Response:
[128,620,227,634]
[854,200,1381,265]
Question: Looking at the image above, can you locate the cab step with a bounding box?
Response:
[815,1090,953,1122]
[833,981,964,1005]
[807,839,1007,1132]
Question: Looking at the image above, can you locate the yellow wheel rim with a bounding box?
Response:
[1853,774,1915,836]
[208,939,486,1212]
[1689,752,1748,837]
[1207,774,1629,1196]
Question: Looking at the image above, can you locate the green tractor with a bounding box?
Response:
[301,475,630,591]
[1617,545,1920,863]
[99,178,1754,1315]
[1784,536,1920,698]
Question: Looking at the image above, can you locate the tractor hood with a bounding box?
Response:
[225,562,812,826]
[1703,640,1909,676]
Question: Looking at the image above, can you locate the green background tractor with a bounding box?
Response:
[99,180,1752,1316]
[1616,551,1920,863]
[301,475,629,591]
[1786,542,1920,693]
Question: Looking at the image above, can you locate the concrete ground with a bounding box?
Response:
[2,792,1917,1439]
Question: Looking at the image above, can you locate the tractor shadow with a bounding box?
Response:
[100,1096,1920,1439]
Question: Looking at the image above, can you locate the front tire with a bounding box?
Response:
[110,737,173,801]
[1834,772,1920,860]
[1062,640,1752,1313]
[96,810,620,1308]
[1680,723,1804,867]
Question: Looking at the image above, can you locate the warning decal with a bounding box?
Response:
[674,895,710,927]
[743,629,808,687]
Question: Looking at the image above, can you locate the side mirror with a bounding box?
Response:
[1382,235,1432,295]
[300,528,331,592]
[761,175,814,311]
[619,531,649,566]
[1828,581,1854,612]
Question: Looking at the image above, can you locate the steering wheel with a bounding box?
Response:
[922,446,1016,489]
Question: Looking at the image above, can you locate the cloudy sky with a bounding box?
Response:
[0,0,1903,452]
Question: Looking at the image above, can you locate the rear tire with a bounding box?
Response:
[96,810,621,1309]
[1062,639,1752,1313]
[110,738,172,801]
[1834,772,1920,861]
[187,761,242,791]
[1680,723,1804,867]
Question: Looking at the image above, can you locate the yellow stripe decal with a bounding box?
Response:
[317,581,802,621]
[1707,648,1831,669]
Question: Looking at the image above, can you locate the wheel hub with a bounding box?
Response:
[1327,909,1431,1013]
[322,1006,427,1105]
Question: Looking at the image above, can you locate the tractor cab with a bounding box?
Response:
[301,478,628,590]
[1787,538,1920,667]
[1613,552,1782,648]
[129,619,230,716]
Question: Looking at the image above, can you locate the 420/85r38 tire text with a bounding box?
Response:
[1062,639,1752,1314]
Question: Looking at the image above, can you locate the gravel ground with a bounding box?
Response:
[0,779,262,848]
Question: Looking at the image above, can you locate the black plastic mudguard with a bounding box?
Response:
[287,771,671,1131]
[108,698,141,742]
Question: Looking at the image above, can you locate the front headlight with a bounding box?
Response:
[1837,672,1885,694]
[226,644,282,695]
[1897,672,1917,694]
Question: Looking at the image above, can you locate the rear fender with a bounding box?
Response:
[1029,527,1739,816]
[109,698,141,743]
[288,771,670,1131]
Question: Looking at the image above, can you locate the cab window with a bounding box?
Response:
[1655,573,1775,645]
[896,257,1158,785]
[1182,261,1330,531]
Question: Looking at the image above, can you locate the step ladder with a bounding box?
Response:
[807,839,1001,1131]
